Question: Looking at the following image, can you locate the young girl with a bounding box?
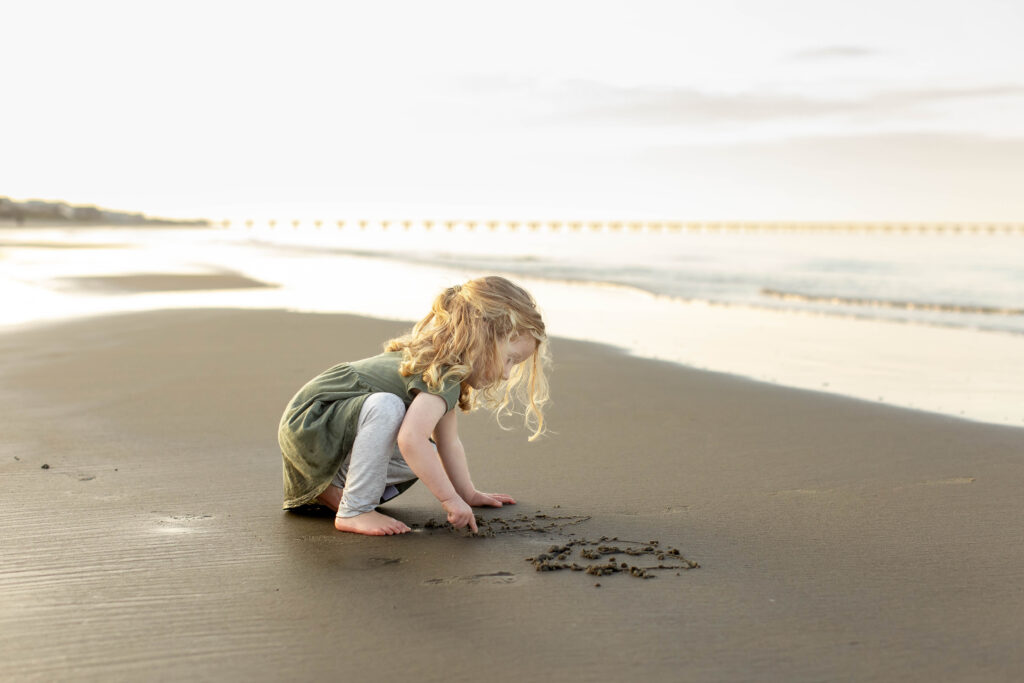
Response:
[278,275,550,536]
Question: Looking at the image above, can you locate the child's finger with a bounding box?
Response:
[469,515,478,533]
[480,492,515,506]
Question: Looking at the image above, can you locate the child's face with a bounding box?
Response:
[469,334,536,388]
[499,334,538,381]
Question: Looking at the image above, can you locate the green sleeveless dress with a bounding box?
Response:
[278,351,462,509]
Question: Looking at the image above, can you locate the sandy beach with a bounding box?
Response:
[2,306,1023,681]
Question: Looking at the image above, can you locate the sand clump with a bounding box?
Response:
[527,539,700,579]
[416,511,700,580]
[419,511,591,536]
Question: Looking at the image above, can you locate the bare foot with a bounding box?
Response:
[316,485,342,512]
[335,510,411,536]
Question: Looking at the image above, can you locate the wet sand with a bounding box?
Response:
[53,272,277,293]
[1,308,1022,681]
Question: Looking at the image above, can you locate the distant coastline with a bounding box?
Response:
[0,196,208,227]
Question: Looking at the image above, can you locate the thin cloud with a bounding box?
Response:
[790,46,881,61]
[630,131,1024,220]
[533,80,1024,127]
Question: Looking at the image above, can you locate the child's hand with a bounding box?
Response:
[441,496,477,533]
[464,489,517,508]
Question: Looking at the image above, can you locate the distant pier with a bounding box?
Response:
[218,219,1024,234]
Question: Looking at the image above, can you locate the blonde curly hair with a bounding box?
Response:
[384,275,551,440]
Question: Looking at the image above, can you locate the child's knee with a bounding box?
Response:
[361,392,406,427]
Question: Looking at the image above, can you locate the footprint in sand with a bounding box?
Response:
[292,542,407,569]
[423,572,517,586]
[766,488,833,496]
[892,477,976,492]
[56,470,98,482]
[613,506,690,516]
[153,513,214,534]
[366,557,404,567]
[921,477,975,486]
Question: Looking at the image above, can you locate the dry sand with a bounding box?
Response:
[1,308,1022,682]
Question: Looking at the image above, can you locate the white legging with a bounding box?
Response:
[333,392,420,518]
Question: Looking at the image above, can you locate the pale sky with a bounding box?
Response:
[3,0,1023,221]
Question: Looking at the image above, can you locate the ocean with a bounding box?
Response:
[242,222,1024,335]
[2,222,1022,428]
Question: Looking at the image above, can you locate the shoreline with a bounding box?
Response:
[3,297,1023,433]
[1,224,1023,429]
[2,307,1022,680]
[2,285,1023,433]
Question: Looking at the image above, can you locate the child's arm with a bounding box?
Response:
[431,409,474,499]
[433,408,517,508]
[397,392,478,532]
